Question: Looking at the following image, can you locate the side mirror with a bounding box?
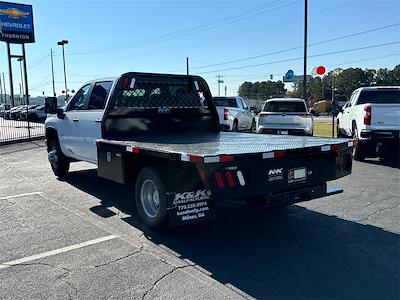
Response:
[44,97,57,114]
[250,106,256,112]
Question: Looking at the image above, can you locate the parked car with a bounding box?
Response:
[256,98,314,136]
[337,86,400,160]
[20,104,44,121]
[212,96,255,131]
[9,105,26,120]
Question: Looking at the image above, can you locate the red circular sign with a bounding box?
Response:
[316,66,326,75]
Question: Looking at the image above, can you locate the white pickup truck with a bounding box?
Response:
[337,86,400,160]
[212,96,255,131]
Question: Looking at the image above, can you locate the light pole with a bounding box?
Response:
[17,57,24,103]
[57,40,69,102]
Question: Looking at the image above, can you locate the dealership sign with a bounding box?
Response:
[0,1,34,43]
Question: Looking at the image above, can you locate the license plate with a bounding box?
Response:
[288,167,307,183]
[278,130,288,135]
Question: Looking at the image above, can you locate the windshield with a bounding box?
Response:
[263,101,306,112]
[213,97,237,107]
[357,90,400,104]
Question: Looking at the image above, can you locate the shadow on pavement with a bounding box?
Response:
[361,156,400,169]
[65,169,399,300]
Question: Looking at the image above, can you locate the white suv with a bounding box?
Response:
[256,98,313,136]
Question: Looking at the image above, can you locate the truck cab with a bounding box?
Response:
[45,79,115,163]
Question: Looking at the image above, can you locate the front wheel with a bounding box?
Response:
[135,167,168,230]
[47,139,70,177]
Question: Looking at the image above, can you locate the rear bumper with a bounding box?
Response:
[360,130,400,142]
[257,126,312,136]
[264,183,342,207]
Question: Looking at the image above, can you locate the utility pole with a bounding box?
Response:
[303,0,308,100]
[186,57,189,75]
[51,48,56,96]
[2,73,7,104]
[17,57,24,102]
[6,43,14,107]
[224,85,227,96]
[0,74,3,103]
[217,75,224,96]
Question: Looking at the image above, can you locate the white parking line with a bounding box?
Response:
[0,235,118,270]
[0,192,43,200]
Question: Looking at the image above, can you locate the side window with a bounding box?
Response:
[236,98,243,109]
[350,91,359,106]
[88,81,112,110]
[241,99,249,110]
[68,84,91,111]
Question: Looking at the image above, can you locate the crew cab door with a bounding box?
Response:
[59,83,92,159]
[79,81,113,162]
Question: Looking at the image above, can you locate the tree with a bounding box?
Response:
[238,80,286,99]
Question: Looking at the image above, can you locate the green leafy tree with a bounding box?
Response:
[238,80,286,99]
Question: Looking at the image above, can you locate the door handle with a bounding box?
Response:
[72,118,79,122]
[94,119,102,123]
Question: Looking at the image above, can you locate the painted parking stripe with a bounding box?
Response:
[0,235,118,270]
[0,192,43,200]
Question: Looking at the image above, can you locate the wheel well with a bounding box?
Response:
[45,128,58,151]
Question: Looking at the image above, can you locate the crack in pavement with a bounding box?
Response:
[356,203,400,222]
[93,250,142,268]
[10,262,77,299]
[140,265,191,300]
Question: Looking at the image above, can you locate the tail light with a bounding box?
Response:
[225,171,235,188]
[215,172,225,189]
[223,108,229,120]
[364,106,371,125]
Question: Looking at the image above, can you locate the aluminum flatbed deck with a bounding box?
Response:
[97,132,351,158]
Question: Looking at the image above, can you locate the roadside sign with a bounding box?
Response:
[311,65,326,76]
[285,70,294,79]
[0,1,35,43]
[283,75,312,82]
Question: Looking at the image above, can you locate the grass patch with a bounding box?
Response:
[314,122,336,137]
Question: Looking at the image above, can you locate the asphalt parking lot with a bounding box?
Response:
[0,142,399,299]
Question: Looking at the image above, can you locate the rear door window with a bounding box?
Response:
[263,101,306,112]
[88,81,112,110]
[357,90,400,105]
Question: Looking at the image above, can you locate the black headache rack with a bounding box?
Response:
[102,72,220,140]
[96,133,354,227]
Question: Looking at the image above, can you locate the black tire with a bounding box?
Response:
[47,138,70,177]
[135,167,168,230]
[232,119,238,132]
[352,127,364,161]
[251,119,256,133]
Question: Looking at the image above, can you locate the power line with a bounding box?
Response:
[67,0,299,56]
[224,53,400,84]
[190,23,400,71]
[197,41,400,74]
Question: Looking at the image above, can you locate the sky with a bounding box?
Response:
[0,0,399,98]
